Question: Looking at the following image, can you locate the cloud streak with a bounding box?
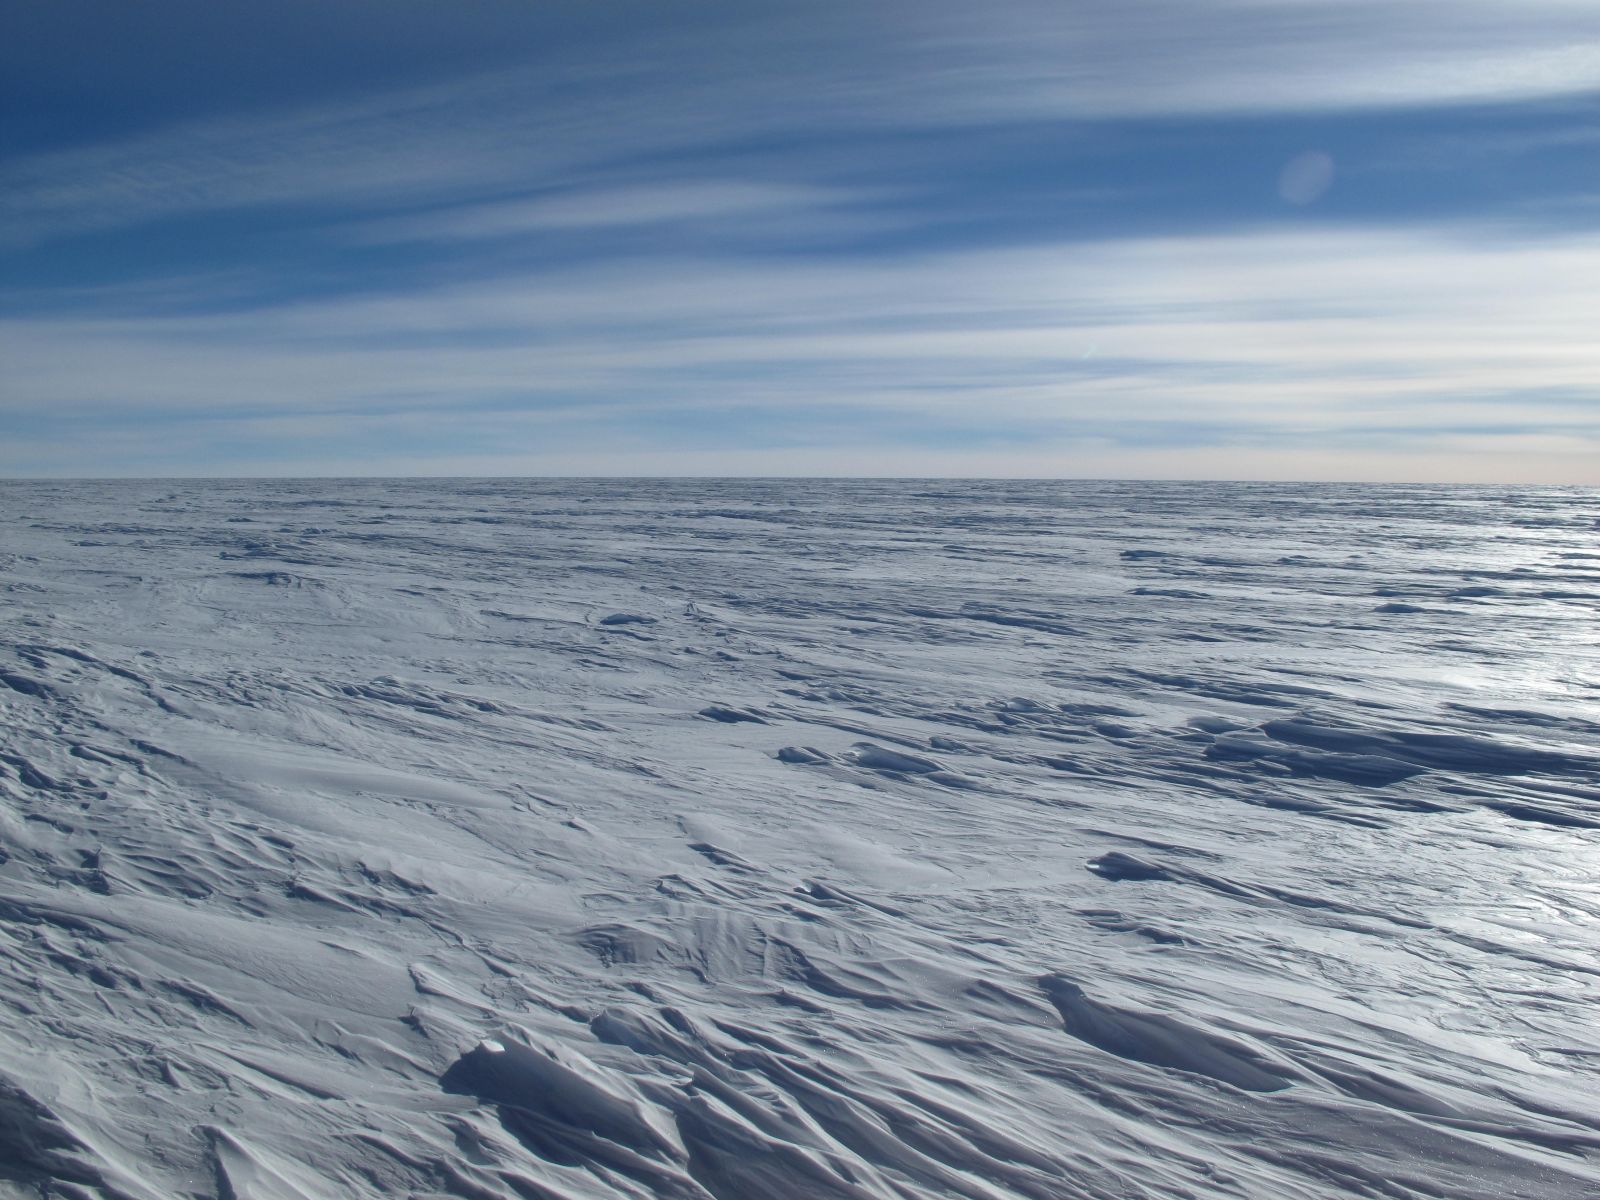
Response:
[4,222,1596,479]
[4,2,1596,248]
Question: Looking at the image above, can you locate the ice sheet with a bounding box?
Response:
[1,478,1596,1198]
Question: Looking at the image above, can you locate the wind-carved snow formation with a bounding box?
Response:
[0,478,1597,1200]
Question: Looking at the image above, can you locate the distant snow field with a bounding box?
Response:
[1,478,1597,1200]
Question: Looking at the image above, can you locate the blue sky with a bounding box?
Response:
[3,1,1598,480]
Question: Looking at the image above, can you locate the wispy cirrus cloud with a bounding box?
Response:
[346,181,891,246]
[4,1,1596,249]
[3,2,1598,479]
[904,0,1600,118]
[4,223,1596,479]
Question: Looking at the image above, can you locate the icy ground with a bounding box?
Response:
[1,478,1598,1200]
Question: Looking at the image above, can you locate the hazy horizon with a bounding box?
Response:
[6,470,1600,486]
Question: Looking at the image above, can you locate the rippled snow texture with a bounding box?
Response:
[1,478,1597,1200]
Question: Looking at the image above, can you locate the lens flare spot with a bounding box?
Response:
[1278,151,1335,205]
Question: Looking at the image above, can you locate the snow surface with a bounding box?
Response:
[0,478,1597,1200]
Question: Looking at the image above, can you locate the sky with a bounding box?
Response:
[2,1,1599,481]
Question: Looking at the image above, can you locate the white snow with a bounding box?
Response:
[0,478,1597,1199]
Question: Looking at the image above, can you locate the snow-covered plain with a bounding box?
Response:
[1,478,1597,1200]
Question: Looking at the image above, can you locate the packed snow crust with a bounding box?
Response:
[0,478,1597,1200]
